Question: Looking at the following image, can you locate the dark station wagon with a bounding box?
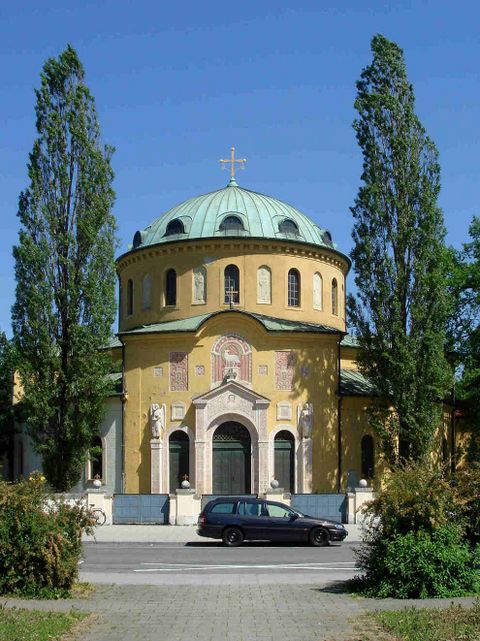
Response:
[197,497,348,546]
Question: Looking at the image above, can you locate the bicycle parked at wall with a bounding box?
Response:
[89,505,106,526]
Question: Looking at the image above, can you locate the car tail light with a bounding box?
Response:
[198,515,206,526]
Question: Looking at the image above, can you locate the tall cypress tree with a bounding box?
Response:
[12,45,117,491]
[349,34,452,465]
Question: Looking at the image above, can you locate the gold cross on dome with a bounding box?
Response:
[220,146,247,178]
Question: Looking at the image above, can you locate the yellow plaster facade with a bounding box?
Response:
[107,180,460,497]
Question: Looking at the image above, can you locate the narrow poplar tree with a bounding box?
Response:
[349,34,452,465]
[0,333,17,480]
[12,46,117,491]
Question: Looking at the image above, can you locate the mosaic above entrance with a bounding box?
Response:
[211,334,252,387]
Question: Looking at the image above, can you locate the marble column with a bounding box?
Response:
[150,439,164,494]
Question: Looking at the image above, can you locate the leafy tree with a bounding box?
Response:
[449,217,480,459]
[349,34,452,465]
[12,45,117,491]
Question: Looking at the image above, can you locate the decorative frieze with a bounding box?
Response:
[170,352,188,391]
[275,351,295,391]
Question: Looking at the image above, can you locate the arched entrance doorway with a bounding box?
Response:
[212,422,251,495]
[274,430,295,492]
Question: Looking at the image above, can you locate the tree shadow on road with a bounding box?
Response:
[312,580,357,594]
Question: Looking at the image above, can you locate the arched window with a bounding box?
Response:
[313,272,323,310]
[219,215,244,233]
[224,264,240,304]
[165,269,177,306]
[90,436,103,480]
[164,219,185,236]
[331,278,338,316]
[361,435,374,480]
[169,431,189,492]
[287,269,300,307]
[279,219,299,236]
[126,279,134,316]
[142,274,152,310]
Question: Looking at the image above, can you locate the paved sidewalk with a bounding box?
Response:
[82,523,363,543]
[3,585,477,641]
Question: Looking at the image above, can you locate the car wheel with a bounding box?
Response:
[222,526,244,547]
[309,527,329,547]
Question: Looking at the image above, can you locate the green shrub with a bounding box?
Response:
[453,464,480,547]
[355,524,480,598]
[355,464,480,598]
[361,464,457,541]
[0,475,93,598]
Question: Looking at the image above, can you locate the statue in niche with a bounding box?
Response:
[257,267,271,303]
[298,402,313,439]
[313,273,322,310]
[193,267,205,303]
[150,403,165,439]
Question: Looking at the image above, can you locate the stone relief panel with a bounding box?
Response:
[275,351,296,391]
[211,335,252,386]
[313,272,323,310]
[276,402,292,421]
[206,390,256,425]
[171,402,186,421]
[170,352,188,391]
[142,274,153,310]
[257,266,271,304]
[192,266,206,304]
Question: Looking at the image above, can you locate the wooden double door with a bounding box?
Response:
[212,422,251,495]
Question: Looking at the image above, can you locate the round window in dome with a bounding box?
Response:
[278,219,299,236]
[219,215,245,233]
[164,219,185,236]
[132,230,143,248]
[322,230,333,245]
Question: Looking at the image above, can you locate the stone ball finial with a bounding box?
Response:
[270,479,280,489]
[359,478,368,488]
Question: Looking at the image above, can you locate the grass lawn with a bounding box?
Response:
[0,606,87,641]
[370,600,480,641]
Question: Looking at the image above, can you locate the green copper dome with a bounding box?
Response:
[130,178,337,251]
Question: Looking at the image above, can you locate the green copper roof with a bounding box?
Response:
[340,334,360,348]
[128,179,339,252]
[118,310,342,337]
[340,369,375,396]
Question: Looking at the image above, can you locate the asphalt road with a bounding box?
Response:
[79,541,360,586]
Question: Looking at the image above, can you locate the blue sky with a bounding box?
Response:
[1,1,479,335]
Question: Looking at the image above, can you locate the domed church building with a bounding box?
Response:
[112,162,378,498]
[12,153,457,512]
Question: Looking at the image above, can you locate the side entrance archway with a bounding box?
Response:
[169,431,189,492]
[274,430,295,492]
[212,422,251,494]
